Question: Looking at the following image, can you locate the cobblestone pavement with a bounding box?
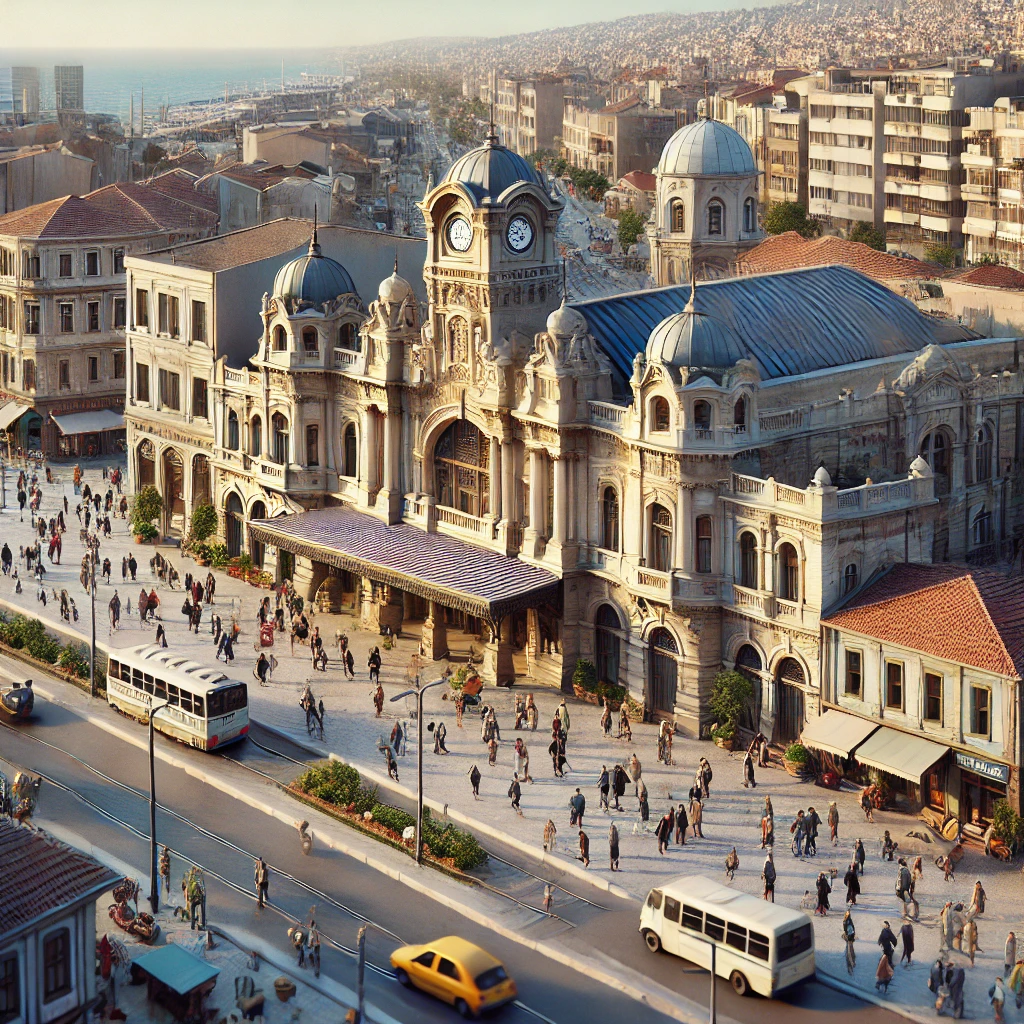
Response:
[12,460,1024,1021]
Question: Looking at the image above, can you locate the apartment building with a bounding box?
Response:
[0,176,217,455]
[806,69,889,235]
[562,98,677,181]
[884,59,1023,254]
[766,104,808,207]
[490,74,567,155]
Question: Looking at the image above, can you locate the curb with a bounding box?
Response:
[817,970,935,1024]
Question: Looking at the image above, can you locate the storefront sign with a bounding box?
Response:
[955,752,1010,785]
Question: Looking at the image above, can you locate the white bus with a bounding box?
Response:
[639,875,815,997]
[106,644,249,751]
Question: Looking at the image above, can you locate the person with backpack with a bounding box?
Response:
[762,851,776,901]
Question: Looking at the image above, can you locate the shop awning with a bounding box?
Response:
[248,505,560,622]
[51,410,125,435]
[854,727,948,783]
[0,402,27,431]
[800,709,878,758]
[133,944,219,995]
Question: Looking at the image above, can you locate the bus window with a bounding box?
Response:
[207,691,224,718]
[681,905,703,931]
[180,691,193,714]
[109,659,119,678]
[133,668,144,689]
[777,924,812,962]
[224,685,247,712]
[121,663,132,682]
[663,897,681,924]
[726,923,747,952]
[748,931,770,961]
[167,684,179,706]
[646,890,663,910]
[704,914,725,942]
[193,695,204,717]
[155,677,167,699]
[143,673,155,695]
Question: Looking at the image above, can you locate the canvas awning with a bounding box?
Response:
[133,944,219,995]
[854,726,949,783]
[248,505,560,622]
[0,402,27,431]
[51,410,125,435]
[800,709,878,758]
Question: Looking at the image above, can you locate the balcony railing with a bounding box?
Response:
[589,400,627,430]
[435,504,494,540]
[732,585,773,617]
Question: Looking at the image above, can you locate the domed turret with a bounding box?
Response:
[442,133,544,204]
[273,224,356,309]
[378,258,413,305]
[546,299,587,339]
[658,117,757,177]
[646,279,748,373]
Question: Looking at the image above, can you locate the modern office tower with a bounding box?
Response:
[54,65,84,113]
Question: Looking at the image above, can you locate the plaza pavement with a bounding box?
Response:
[8,460,1024,1021]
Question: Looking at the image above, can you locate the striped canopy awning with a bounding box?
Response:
[248,505,560,622]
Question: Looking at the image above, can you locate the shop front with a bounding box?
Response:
[952,751,1012,825]
[853,726,949,814]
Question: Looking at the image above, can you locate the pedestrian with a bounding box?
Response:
[828,801,839,844]
[254,857,269,909]
[656,811,673,855]
[612,764,627,810]
[556,698,570,738]
[806,805,821,856]
[128,554,137,581]
[855,838,866,875]
[155,622,167,648]
[121,556,128,583]
[569,788,585,828]
[675,802,688,845]
[368,647,381,684]
[1008,959,1024,1011]
[843,910,857,974]
[513,695,526,730]
[900,921,914,966]
[1005,932,1017,982]
[844,861,861,904]
[577,829,590,868]
[912,855,924,882]
[288,927,306,968]
[882,830,898,861]
[618,702,631,741]
[815,871,831,916]
[345,648,355,679]
[971,880,987,917]
[382,744,399,782]
[372,682,384,717]
[543,818,557,853]
[791,809,806,857]
[609,822,620,871]
[725,847,739,880]
[433,720,448,754]
[761,810,774,850]
[943,852,957,882]
[514,737,531,782]
[158,845,171,904]
[657,719,671,763]
[689,791,703,838]
[525,693,538,730]
[964,917,980,968]
[508,774,523,816]
[762,851,776,902]
[543,884,553,913]
[469,764,481,800]
[861,786,875,822]
[878,921,897,967]
[487,736,498,766]
[0,543,10,575]
[895,857,913,915]
[600,699,612,736]
[221,631,234,665]
[946,964,966,1018]
[875,951,894,994]
[390,721,403,756]
[699,757,712,798]
[742,749,756,788]
[940,901,957,953]
[548,736,566,777]
[991,976,1007,1023]
[638,779,650,830]
[928,957,945,1006]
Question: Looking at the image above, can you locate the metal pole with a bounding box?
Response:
[89,539,97,699]
[709,942,716,1024]
[416,681,424,865]
[355,924,366,1024]
[149,708,159,913]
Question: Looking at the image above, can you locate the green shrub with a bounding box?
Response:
[134,523,159,542]
[190,503,218,542]
[422,815,487,870]
[295,760,362,805]
[711,722,736,742]
[784,742,810,763]
[57,644,89,679]
[572,658,598,693]
[206,544,229,568]
[370,803,416,834]
[709,670,754,732]
[130,486,163,534]
[992,799,1024,848]
[351,784,378,815]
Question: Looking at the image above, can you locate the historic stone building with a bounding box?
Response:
[126,128,1024,754]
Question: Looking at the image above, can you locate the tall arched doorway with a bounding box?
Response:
[225,493,244,559]
[137,440,156,488]
[649,628,679,717]
[161,448,185,536]
[249,500,266,569]
[774,657,806,745]
[595,604,623,687]
[735,644,763,732]
[434,419,490,516]
[192,454,211,508]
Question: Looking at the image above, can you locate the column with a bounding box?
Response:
[529,450,544,530]
[552,455,567,545]
[382,411,397,492]
[501,440,514,522]
[678,486,693,572]
[483,615,515,685]
[421,600,449,661]
[489,435,501,519]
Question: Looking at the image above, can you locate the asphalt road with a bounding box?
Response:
[0,682,916,1024]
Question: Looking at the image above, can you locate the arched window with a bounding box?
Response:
[651,396,670,432]
[695,515,713,574]
[975,423,993,482]
[778,542,799,601]
[601,486,619,551]
[343,422,358,478]
[920,429,950,495]
[271,412,289,465]
[338,322,359,351]
[595,604,622,686]
[973,507,993,546]
[225,492,244,559]
[649,503,673,572]
[192,454,211,507]
[434,419,490,516]
[843,563,859,594]
[649,627,679,714]
[249,500,267,569]
[733,397,747,432]
[226,410,239,451]
[302,327,319,354]
[739,532,758,589]
[693,400,712,432]
[250,415,262,458]
[273,325,287,351]
[447,316,469,364]
[671,199,685,233]
[743,197,757,233]
[707,200,724,236]
[137,440,156,488]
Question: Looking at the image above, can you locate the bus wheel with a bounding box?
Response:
[643,930,661,953]
[730,971,749,996]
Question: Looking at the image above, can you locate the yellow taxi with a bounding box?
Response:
[390,935,517,1017]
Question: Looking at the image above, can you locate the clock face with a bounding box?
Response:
[447,216,473,252]
[506,215,534,253]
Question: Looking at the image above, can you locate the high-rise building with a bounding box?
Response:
[0,67,40,118]
[54,65,84,113]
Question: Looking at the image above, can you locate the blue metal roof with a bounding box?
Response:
[443,138,544,205]
[647,308,749,371]
[571,265,979,382]
[135,944,219,995]
[658,117,757,177]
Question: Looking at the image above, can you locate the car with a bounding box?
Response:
[390,935,517,1017]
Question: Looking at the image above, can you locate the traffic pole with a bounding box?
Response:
[356,924,366,1024]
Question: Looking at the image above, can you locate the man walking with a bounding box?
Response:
[569,788,586,828]
[254,857,270,909]
[598,765,610,811]
[508,773,523,816]
[609,822,620,871]
[577,829,590,868]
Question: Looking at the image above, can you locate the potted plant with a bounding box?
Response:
[571,658,599,704]
[130,486,163,544]
[188,504,218,564]
[709,669,753,750]
[783,742,813,778]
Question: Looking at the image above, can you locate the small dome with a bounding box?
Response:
[811,466,832,488]
[646,283,748,371]
[909,455,933,478]
[379,261,413,304]
[274,228,356,309]
[442,135,544,204]
[547,300,587,339]
[658,117,757,177]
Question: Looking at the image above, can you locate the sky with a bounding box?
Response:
[7,0,779,49]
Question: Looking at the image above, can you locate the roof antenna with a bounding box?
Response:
[703,77,711,120]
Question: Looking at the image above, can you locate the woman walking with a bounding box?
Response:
[843,911,856,974]
[828,801,840,845]
[762,852,776,902]
[815,871,832,916]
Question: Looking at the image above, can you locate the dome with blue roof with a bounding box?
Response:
[273,226,356,309]
[646,281,749,372]
[442,134,544,205]
[658,117,757,177]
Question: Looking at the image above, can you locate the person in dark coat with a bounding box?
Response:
[928,958,945,1000]
[609,823,620,871]
[815,872,832,916]
[612,765,628,810]
[656,810,674,855]
[855,838,867,875]
[469,765,481,799]
[899,921,915,966]
[577,829,590,867]
[675,803,688,845]
[742,750,756,788]
[762,852,776,902]
[878,921,897,967]
[844,862,861,904]
[946,963,966,1018]
[508,774,522,816]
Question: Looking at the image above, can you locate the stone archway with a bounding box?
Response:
[225,492,244,559]
[774,656,806,745]
[137,440,156,488]
[249,500,266,569]
[648,627,679,717]
[161,448,185,536]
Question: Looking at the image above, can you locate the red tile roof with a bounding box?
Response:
[955,264,1024,290]
[620,170,656,192]
[143,170,219,217]
[823,563,1024,678]
[736,232,938,282]
[0,820,119,936]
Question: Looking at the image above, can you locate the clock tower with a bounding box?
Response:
[419,131,564,374]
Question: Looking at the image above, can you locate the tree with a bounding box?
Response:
[924,242,958,269]
[848,222,887,252]
[567,167,611,201]
[552,157,568,178]
[130,485,163,541]
[763,201,819,238]
[190,503,217,543]
[617,208,646,250]
[709,669,754,740]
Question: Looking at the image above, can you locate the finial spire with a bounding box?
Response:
[684,263,698,313]
[488,99,497,143]
[561,259,567,302]
[308,208,320,255]
[394,249,399,275]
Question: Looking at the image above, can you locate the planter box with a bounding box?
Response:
[783,757,812,778]
[713,737,735,751]
[571,684,623,710]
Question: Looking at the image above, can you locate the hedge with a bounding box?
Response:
[0,613,91,680]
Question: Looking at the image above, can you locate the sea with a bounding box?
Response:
[0,48,341,122]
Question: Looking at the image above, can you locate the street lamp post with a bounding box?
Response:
[88,534,98,699]
[389,676,448,864]
[148,698,168,913]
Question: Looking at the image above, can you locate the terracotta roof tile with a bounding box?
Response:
[0,820,119,936]
[823,563,1024,678]
[620,170,656,192]
[955,264,1024,290]
[736,232,938,282]
[145,218,311,272]
[140,170,219,217]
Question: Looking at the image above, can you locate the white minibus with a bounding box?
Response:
[640,874,815,997]
[107,644,249,751]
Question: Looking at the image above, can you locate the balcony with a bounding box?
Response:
[434,504,497,543]
[632,565,671,600]
[673,574,726,604]
[731,585,774,618]
[589,400,627,431]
